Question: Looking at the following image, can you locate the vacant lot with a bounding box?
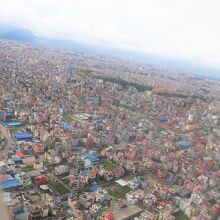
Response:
[108,186,130,198]
[101,161,116,171]
[47,177,70,195]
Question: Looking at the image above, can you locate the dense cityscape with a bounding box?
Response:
[0,39,219,220]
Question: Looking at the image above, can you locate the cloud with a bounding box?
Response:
[0,0,220,68]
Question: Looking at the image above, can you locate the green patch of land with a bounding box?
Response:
[47,177,70,195]
[79,70,92,77]
[63,114,81,123]
[63,114,74,122]
[101,181,115,188]
[92,75,152,92]
[108,186,130,198]
[140,174,148,181]
[47,162,62,172]
[173,211,190,220]
[101,161,116,171]
[9,128,20,134]
[58,173,69,179]
[22,167,35,172]
[0,138,7,150]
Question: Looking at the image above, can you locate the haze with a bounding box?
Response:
[0,0,220,70]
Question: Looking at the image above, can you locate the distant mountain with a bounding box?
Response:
[0,29,35,42]
[0,23,16,34]
[0,23,35,42]
[0,22,220,79]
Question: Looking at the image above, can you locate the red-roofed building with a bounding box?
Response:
[16,152,25,158]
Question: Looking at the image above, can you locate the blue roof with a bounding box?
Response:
[61,122,70,131]
[14,133,33,140]
[89,184,101,192]
[72,145,82,151]
[23,149,31,155]
[82,151,100,164]
[6,121,22,128]
[13,157,23,162]
[176,140,191,149]
[0,179,22,190]
[159,116,168,122]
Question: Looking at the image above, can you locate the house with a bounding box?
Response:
[54,165,69,176]
[34,161,43,170]
[79,192,95,208]
[0,175,22,191]
[22,156,36,166]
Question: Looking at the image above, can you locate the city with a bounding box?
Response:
[0,39,219,220]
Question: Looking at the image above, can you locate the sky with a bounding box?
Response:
[0,0,220,68]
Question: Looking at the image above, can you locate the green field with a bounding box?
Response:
[63,114,81,123]
[63,114,74,122]
[47,177,70,195]
[108,186,130,198]
[47,162,62,171]
[0,138,7,150]
[173,211,190,220]
[101,161,116,171]
[79,70,92,77]
[101,180,115,188]
[22,167,35,172]
[58,173,69,178]
[9,128,20,134]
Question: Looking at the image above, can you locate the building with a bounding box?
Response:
[0,175,22,191]
[14,133,33,141]
[81,151,100,166]
[176,140,192,150]
[54,165,68,176]
[10,204,29,220]
[28,207,42,220]
[22,156,36,166]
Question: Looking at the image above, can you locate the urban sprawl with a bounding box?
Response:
[0,40,219,220]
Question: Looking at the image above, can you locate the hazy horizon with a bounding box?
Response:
[0,0,220,74]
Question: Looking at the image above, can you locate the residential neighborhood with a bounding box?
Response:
[0,40,219,220]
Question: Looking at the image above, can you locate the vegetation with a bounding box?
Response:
[47,177,70,195]
[101,161,116,171]
[0,137,7,150]
[79,70,153,92]
[63,114,74,122]
[47,162,62,172]
[79,69,92,77]
[140,174,148,181]
[9,128,20,134]
[101,180,115,188]
[156,92,188,99]
[22,167,34,172]
[108,186,130,198]
[58,173,69,179]
[92,75,152,92]
[63,113,82,123]
[173,211,190,220]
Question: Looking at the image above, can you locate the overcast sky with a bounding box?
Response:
[0,0,220,68]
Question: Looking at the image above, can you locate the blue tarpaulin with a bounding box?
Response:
[81,151,100,164]
[23,149,31,155]
[159,116,168,122]
[89,184,101,192]
[13,157,23,163]
[0,179,22,190]
[61,122,70,131]
[14,133,33,141]
[176,140,191,149]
